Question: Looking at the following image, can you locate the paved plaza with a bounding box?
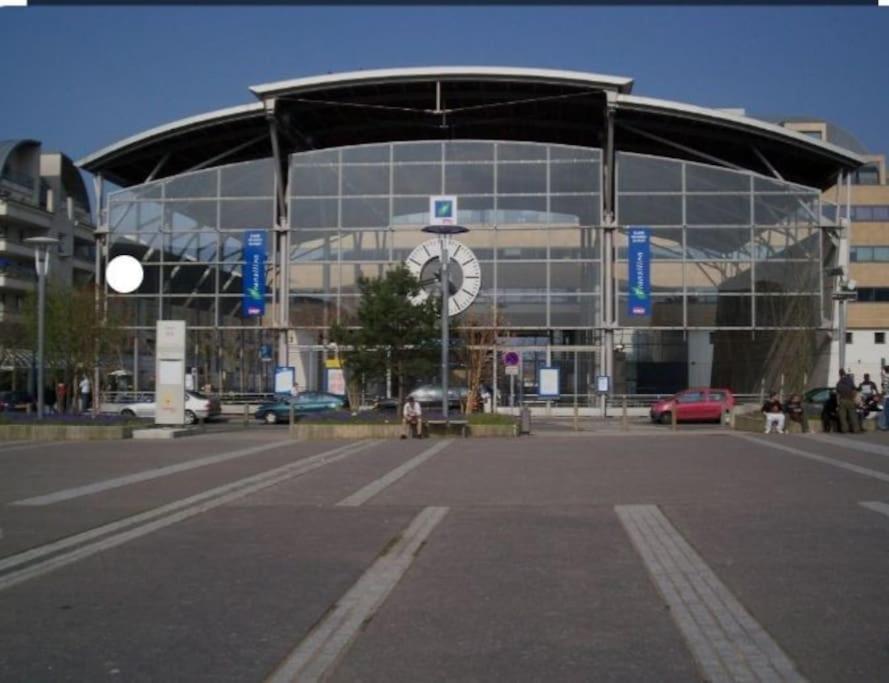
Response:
[1,427,889,682]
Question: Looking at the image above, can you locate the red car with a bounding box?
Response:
[650,388,735,424]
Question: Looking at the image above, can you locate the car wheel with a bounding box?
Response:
[184,410,197,425]
[264,412,278,425]
[659,412,672,425]
[121,409,135,417]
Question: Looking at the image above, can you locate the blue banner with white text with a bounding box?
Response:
[628,228,651,317]
[242,230,266,317]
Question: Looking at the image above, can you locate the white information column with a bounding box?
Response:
[155,320,186,426]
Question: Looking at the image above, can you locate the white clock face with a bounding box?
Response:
[405,238,481,316]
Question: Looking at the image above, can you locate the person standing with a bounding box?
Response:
[290,382,300,399]
[761,392,785,434]
[835,369,861,433]
[881,366,889,431]
[79,375,91,413]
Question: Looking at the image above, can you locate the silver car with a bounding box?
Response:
[407,384,467,407]
[101,391,220,425]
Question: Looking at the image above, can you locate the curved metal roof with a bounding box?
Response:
[78,67,863,189]
[250,66,635,98]
[0,139,40,175]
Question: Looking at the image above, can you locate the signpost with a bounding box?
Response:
[274,366,295,395]
[539,367,560,398]
[155,320,186,426]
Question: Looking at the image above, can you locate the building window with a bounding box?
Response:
[851,164,881,186]
[856,288,889,302]
[876,332,886,345]
[846,332,853,344]
[851,206,889,222]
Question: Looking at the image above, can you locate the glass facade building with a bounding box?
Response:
[104,139,830,398]
[82,68,862,401]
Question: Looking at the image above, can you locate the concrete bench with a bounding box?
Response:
[423,419,469,438]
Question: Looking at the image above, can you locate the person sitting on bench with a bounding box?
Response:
[402,396,423,439]
[784,393,809,433]
[761,392,785,434]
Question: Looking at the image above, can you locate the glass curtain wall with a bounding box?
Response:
[102,142,829,396]
[105,159,279,393]
[289,141,603,332]
[615,152,825,393]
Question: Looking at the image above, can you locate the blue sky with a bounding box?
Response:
[1,6,887,166]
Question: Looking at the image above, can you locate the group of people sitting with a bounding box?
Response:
[761,369,889,435]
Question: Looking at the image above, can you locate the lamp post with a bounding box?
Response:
[24,236,60,420]
[422,224,469,428]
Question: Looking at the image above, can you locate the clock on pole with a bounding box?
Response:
[405,237,481,316]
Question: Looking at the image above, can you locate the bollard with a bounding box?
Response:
[573,401,579,432]
[728,405,736,430]
[622,395,629,431]
[671,407,677,431]
[519,406,532,435]
[243,404,249,428]
[289,402,295,433]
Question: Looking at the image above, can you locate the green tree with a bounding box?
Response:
[23,283,128,407]
[330,265,439,406]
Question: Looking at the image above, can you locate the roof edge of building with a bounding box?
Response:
[248,66,636,98]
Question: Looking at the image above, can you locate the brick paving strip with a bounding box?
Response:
[616,505,807,683]
[336,439,453,507]
[0,440,377,592]
[265,506,449,683]
[10,438,300,506]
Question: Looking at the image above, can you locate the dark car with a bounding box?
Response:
[0,390,33,412]
[255,391,347,424]
[802,387,832,418]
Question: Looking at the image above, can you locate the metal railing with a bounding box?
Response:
[511,393,764,409]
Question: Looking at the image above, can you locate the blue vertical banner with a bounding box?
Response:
[242,230,266,317]
[628,227,651,317]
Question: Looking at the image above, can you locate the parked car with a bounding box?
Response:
[408,384,480,409]
[802,387,832,418]
[0,390,34,412]
[255,391,347,424]
[650,388,735,424]
[102,390,221,425]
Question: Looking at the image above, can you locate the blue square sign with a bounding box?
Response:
[429,195,457,225]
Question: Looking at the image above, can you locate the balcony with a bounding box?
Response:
[0,193,52,230]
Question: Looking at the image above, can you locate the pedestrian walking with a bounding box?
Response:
[835,369,861,433]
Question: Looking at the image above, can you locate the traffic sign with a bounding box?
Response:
[503,351,520,367]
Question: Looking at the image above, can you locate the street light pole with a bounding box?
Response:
[440,232,449,426]
[422,224,469,430]
[25,236,59,420]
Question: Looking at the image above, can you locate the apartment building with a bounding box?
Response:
[0,139,96,388]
